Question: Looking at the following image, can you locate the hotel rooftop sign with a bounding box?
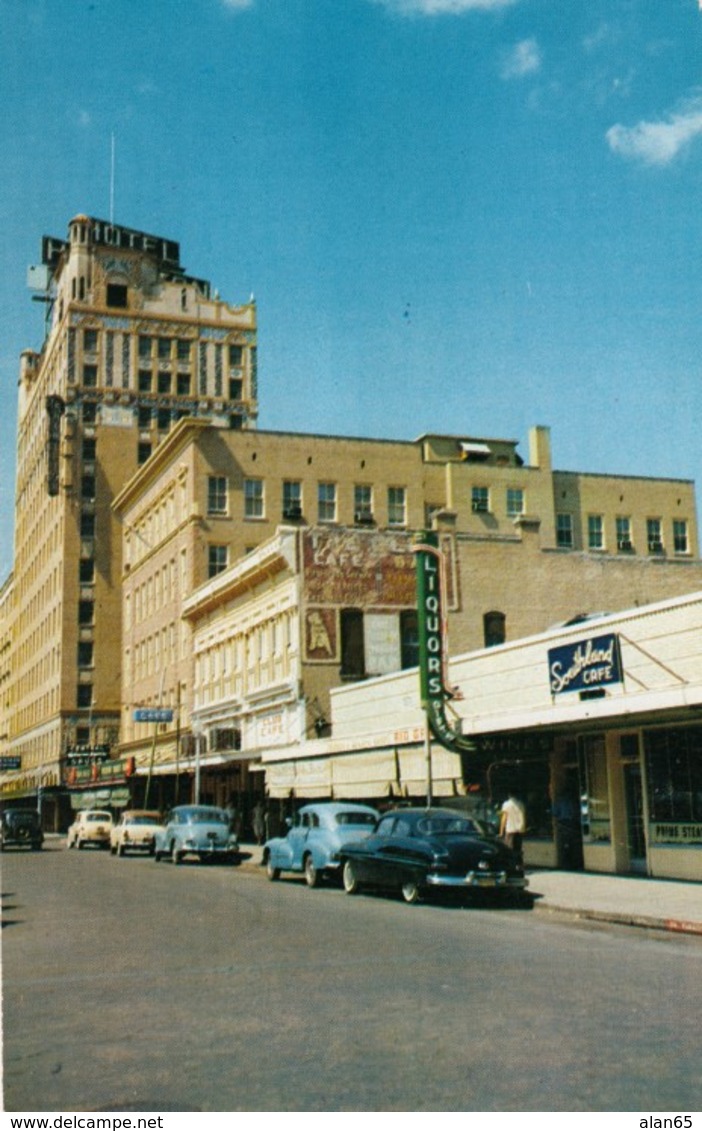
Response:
[42,217,181,271]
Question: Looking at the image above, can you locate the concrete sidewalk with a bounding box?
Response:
[237,842,702,936]
[527,869,702,937]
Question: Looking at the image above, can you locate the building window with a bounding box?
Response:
[208,545,228,578]
[340,608,365,679]
[77,683,93,709]
[83,328,99,352]
[208,476,228,515]
[400,610,419,669]
[138,442,152,464]
[229,378,243,400]
[177,374,191,396]
[471,486,489,514]
[647,518,664,553]
[157,337,171,360]
[673,519,689,554]
[82,365,98,387]
[616,516,633,552]
[483,610,506,648]
[283,481,302,520]
[138,336,152,359]
[588,515,604,551]
[354,485,373,524]
[82,437,96,461]
[556,513,573,548]
[138,406,152,429]
[81,475,96,501]
[157,408,170,431]
[78,600,94,625]
[177,339,191,362]
[80,512,95,538]
[106,283,127,308]
[229,344,243,368]
[157,372,172,394]
[578,735,611,842]
[388,486,407,527]
[78,641,94,668]
[318,482,337,523]
[138,370,152,392]
[244,478,264,519]
[79,558,95,584]
[645,727,702,823]
[506,488,524,517]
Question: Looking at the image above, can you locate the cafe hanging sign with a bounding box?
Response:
[548,633,623,697]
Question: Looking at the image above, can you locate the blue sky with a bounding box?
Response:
[1,0,702,577]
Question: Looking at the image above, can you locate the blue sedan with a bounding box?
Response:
[153,805,239,865]
[263,802,379,887]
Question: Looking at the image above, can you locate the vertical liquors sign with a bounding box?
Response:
[413,531,475,754]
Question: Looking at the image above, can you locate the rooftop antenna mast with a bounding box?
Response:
[109,132,116,223]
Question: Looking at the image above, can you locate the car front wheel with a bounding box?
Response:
[265,855,280,881]
[304,855,320,888]
[401,880,420,904]
[342,859,360,895]
[171,842,182,865]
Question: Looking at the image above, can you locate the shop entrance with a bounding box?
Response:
[623,761,647,874]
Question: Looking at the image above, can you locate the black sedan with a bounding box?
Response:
[339,807,528,905]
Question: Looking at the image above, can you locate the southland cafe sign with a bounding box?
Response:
[412,532,476,755]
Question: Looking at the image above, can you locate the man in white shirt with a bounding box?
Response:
[499,793,526,862]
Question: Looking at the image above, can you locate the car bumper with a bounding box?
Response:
[426,871,528,890]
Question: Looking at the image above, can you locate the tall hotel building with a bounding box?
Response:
[4,215,257,823]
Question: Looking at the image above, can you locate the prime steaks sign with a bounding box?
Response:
[548,634,623,696]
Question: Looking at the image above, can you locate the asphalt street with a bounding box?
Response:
[2,842,701,1112]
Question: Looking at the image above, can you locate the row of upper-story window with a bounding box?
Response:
[207,475,409,527]
[81,327,246,365]
[555,513,690,555]
[127,552,189,626]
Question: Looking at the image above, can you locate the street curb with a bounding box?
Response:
[533,902,702,937]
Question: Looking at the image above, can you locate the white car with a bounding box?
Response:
[110,810,162,856]
[66,809,114,850]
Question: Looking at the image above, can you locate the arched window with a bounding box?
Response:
[483,610,506,648]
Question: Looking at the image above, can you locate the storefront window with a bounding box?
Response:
[645,727,702,823]
[578,735,611,842]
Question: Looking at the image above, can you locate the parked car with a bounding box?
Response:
[0,808,44,851]
[153,805,239,864]
[66,809,114,850]
[339,807,528,904]
[110,810,162,856]
[263,802,379,887]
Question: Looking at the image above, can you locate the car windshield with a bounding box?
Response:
[86,812,111,822]
[416,816,480,837]
[182,808,228,824]
[126,814,160,825]
[334,812,376,827]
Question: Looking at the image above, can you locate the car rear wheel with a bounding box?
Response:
[265,855,280,881]
[153,847,162,862]
[401,880,420,904]
[342,859,360,895]
[304,855,320,888]
[117,843,126,857]
[77,840,84,850]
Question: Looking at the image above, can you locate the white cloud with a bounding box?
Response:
[370,0,518,16]
[78,110,92,128]
[221,0,253,10]
[500,37,541,80]
[606,94,702,166]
